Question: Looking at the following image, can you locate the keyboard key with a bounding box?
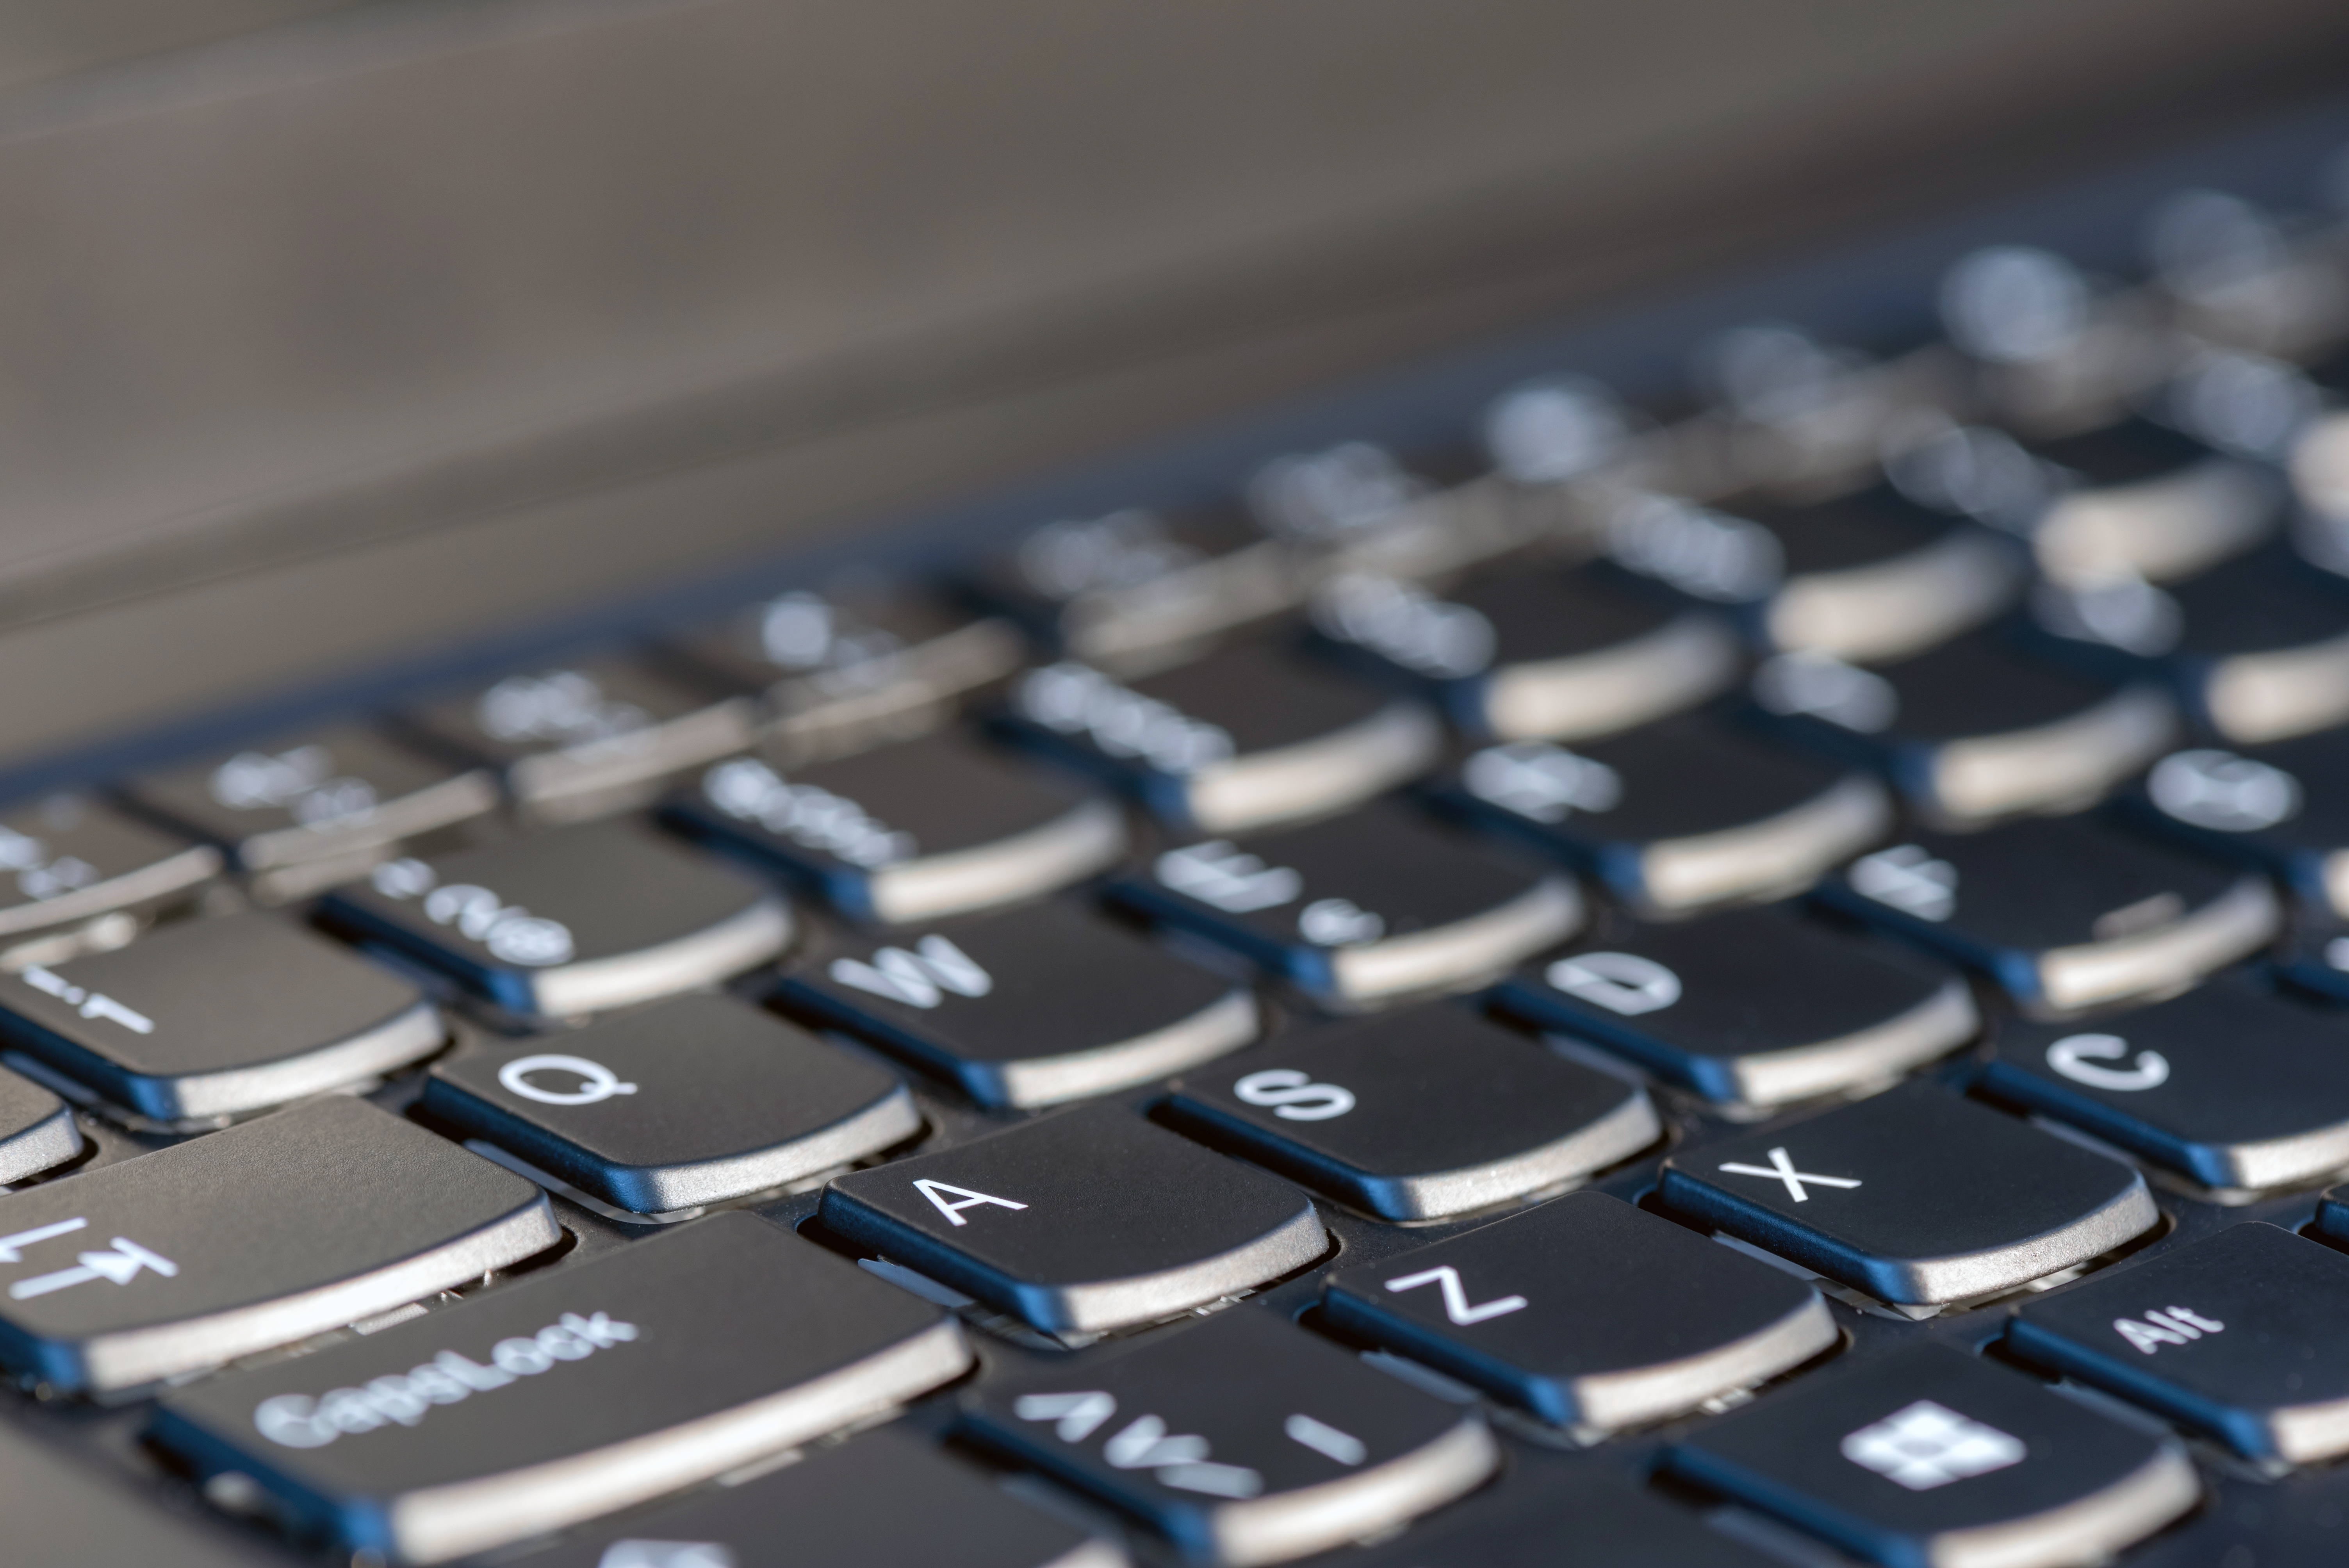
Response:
[0,1418,267,1568]
[671,734,1126,924]
[1321,1191,1834,1428]
[1977,981,2349,1190]
[0,912,440,1123]
[0,794,219,946]
[2006,1222,2349,1462]
[2119,734,2349,920]
[775,900,1256,1109]
[1657,1082,2157,1308]
[1003,647,1441,835]
[1819,817,2279,1016]
[1666,1343,2198,1568]
[1345,1467,1780,1568]
[1738,485,2023,662]
[1492,907,1976,1110]
[421,994,918,1213]
[403,657,754,823]
[1115,805,1581,1007]
[1753,629,2177,827]
[964,1307,1497,1566]
[819,1103,1322,1334]
[321,822,791,1017]
[514,1428,1124,1568]
[1160,1008,1658,1220]
[1446,719,1890,915]
[2025,418,2279,584]
[149,1211,971,1566]
[0,1066,79,1184]
[0,1096,556,1393]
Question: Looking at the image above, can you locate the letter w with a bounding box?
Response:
[1383,1265,1529,1326]
[829,935,993,1009]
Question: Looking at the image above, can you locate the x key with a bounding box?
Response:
[1715,1146,1863,1203]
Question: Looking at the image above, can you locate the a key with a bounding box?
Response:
[775,900,1257,1110]
[0,1066,79,1185]
[1160,1008,1659,1220]
[1493,905,1976,1112]
[2025,418,2280,584]
[2006,1222,2349,1463]
[2118,735,2349,920]
[514,1428,1125,1568]
[0,1096,557,1393]
[1321,1191,1834,1429]
[402,656,754,823]
[0,793,218,946]
[1666,1343,2199,1568]
[670,734,1126,925]
[0,913,441,1123]
[1115,805,1581,1007]
[1002,647,1441,836]
[1750,629,2177,828]
[0,1418,268,1568]
[1818,817,2279,1017]
[818,1103,1322,1334]
[421,993,918,1213]
[1444,718,1890,916]
[963,1306,1498,1567]
[1977,981,2349,1191]
[1345,1467,1780,1568]
[148,1211,970,1566]
[320,821,791,1017]
[122,724,497,892]
[1657,1082,2157,1308]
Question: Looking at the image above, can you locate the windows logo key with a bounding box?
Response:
[1839,1401,2027,1491]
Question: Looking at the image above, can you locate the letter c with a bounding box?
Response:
[2046,1033,2170,1092]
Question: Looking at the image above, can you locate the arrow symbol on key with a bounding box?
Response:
[1717,1146,1862,1203]
[0,1217,86,1262]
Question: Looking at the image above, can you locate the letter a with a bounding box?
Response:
[913,1179,1029,1228]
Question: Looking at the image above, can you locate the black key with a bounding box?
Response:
[2025,418,2279,584]
[819,1103,1322,1335]
[1161,1009,1658,1220]
[149,1212,970,1566]
[1666,1343,2198,1568]
[0,1096,557,1393]
[1322,1191,1834,1428]
[964,1307,1497,1566]
[1751,628,2177,828]
[671,733,1126,924]
[1977,981,2349,1191]
[321,821,791,1017]
[403,656,754,823]
[1493,907,1977,1111]
[0,1418,266,1568]
[1819,817,2279,1016]
[421,994,918,1213]
[1116,805,1581,1007]
[0,913,441,1123]
[1346,1467,1780,1568]
[1002,646,1440,835]
[517,1429,1121,1568]
[0,1066,79,1184]
[776,901,1257,1109]
[1445,718,1889,915]
[1657,1082,2156,1308]
[2120,735,2349,921]
[2007,1222,2349,1463]
[0,793,218,946]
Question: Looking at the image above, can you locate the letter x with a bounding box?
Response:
[1716,1146,1862,1203]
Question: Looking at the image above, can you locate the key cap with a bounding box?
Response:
[1657,1082,2157,1308]
[1977,981,2349,1191]
[1818,817,2279,1017]
[775,900,1257,1110]
[1322,1191,1834,1428]
[0,1096,556,1393]
[1492,906,1976,1111]
[321,822,790,1017]
[1345,1467,1781,1568]
[1666,1343,2198,1568]
[1752,629,2177,828]
[1160,1008,1658,1220]
[1002,647,1441,836]
[963,1307,1498,1567]
[403,657,754,823]
[0,912,440,1124]
[1739,484,2024,663]
[2119,735,2349,920]
[0,1066,79,1185]
[0,1418,268,1568]
[421,994,917,1213]
[2025,418,2279,584]
[1445,719,1890,915]
[0,793,219,946]
[1115,805,1581,1007]
[148,1211,970,1566]
[818,1103,1322,1334]
[671,734,1126,924]
[2006,1222,2349,1463]
[514,1428,1126,1568]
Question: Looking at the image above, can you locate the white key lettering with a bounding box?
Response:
[1155,841,1302,913]
[828,935,993,1009]
[2045,1033,2171,1092]
[0,1217,86,1262]
[701,758,914,868]
[498,1054,640,1107]
[1013,1390,1117,1441]
[1016,663,1234,775]
[1383,1264,1529,1326]
[597,1542,735,1568]
[1233,1069,1356,1122]
[2113,1306,2225,1356]
[1850,845,1959,921]
[1298,897,1383,946]
[20,965,156,1035]
[911,1179,1028,1228]
[1283,1413,1367,1466]
[1841,1401,2024,1491]
[1545,951,1682,1016]
[9,1237,177,1300]
[1462,741,1624,823]
[1717,1146,1862,1203]
[2148,749,2300,832]
[371,862,577,968]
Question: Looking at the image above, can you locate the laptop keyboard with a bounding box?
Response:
[7,145,2349,1568]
